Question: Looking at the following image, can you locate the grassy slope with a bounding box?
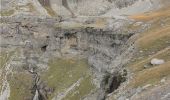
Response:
[41,58,95,100]
[0,9,15,16]
[0,51,15,91]
[0,50,33,100]
[102,4,170,100]
[8,72,33,100]
[127,5,170,88]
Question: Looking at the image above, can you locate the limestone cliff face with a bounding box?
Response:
[49,0,154,16]
[0,16,134,72]
[1,0,160,17]
[0,16,137,99]
[1,0,169,100]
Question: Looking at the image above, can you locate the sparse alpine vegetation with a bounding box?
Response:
[0,0,170,100]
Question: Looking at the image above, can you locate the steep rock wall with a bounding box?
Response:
[1,0,160,17]
[1,16,136,99]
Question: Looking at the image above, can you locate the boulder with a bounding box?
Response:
[150,58,165,65]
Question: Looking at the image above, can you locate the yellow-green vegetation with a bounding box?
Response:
[127,4,170,88]
[127,25,170,73]
[128,30,170,87]
[129,48,170,72]
[15,3,36,12]
[44,6,57,17]
[129,6,170,21]
[27,3,36,12]
[90,18,107,28]
[0,50,33,100]
[128,6,170,71]
[125,23,142,32]
[0,51,15,91]
[55,23,84,29]
[41,58,95,99]
[128,48,170,87]
[8,72,33,100]
[0,51,16,68]
[55,22,105,29]
[136,26,170,51]
[55,18,107,29]
[63,76,95,100]
[0,52,10,68]
[130,61,170,88]
[0,9,14,16]
[0,51,10,90]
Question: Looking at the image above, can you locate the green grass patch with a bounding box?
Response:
[0,51,15,69]
[55,22,105,29]
[41,58,95,99]
[8,72,33,100]
[127,27,170,88]
[128,36,170,88]
[0,50,33,100]
[44,6,57,17]
[63,76,95,100]
[129,35,170,72]
[0,51,15,92]
[139,36,170,55]
[55,23,85,29]
[15,3,35,12]
[130,61,170,88]
[0,9,14,16]
[26,3,36,12]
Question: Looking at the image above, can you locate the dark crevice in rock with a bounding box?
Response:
[41,45,48,52]
[46,36,50,39]
[100,71,127,99]
[64,32,76,39]
[30,71,53,100]
[106,74,126,93]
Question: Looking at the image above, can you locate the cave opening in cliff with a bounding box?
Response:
[41,45,48,52]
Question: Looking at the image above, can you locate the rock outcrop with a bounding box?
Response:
[0,15,137,99]
[1,0,160,17]
[1,0,169,100]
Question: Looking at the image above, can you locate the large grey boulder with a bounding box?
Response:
[151,58,165,65]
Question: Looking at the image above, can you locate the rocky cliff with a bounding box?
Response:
[1,0,160,17]
[1,0,170,100]
[0,15,137,99]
